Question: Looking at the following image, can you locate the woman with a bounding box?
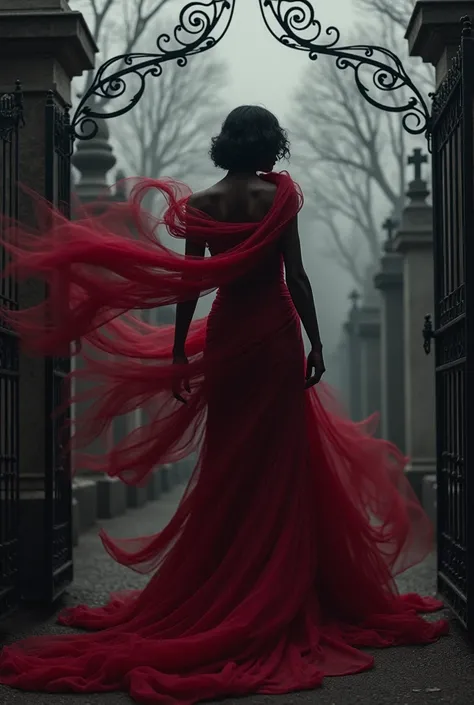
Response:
[0,106,448,704]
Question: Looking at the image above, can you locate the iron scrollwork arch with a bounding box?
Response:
[71,0,235,141]
[259,0,431,141]
[72,0,431,145]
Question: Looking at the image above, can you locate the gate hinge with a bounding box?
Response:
[422,313,434,355]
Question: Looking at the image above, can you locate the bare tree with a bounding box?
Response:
[356,0,433,89]
[70,1,228,182]
[119,54,227,181]
[291,9,433,284]
[72,0,176,101]
[293,54,406,282]
[356,0,415,33]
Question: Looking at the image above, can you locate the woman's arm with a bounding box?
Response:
[282,215,325,386]
[172,236,206,358]
[282,215,322,351]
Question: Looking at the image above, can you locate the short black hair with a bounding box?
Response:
[210,105,291,172]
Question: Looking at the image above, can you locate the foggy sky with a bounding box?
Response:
[213,0,355,120]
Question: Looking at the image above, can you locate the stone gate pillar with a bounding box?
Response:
[71,122,133,528]
[406,0,474,522]
[0,0,96,599]
[393,152,435,500]
[374,217,406,452]
[406,0,474,87]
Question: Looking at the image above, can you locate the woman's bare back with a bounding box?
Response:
[189,175,278,225]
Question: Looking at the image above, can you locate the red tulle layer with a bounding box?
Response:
[0,172,448,704]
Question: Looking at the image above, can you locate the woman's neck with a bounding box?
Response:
[225,170,258,181]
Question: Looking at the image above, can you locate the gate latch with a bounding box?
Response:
[422,314,434,355]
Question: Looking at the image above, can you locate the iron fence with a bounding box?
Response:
[0,83,22,618]
[428,26,474,630]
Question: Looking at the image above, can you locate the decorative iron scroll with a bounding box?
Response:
[72,0,430,143]
[71,0,236,141]
[259,0,430,138]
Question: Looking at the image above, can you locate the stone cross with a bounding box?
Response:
[408,148,428,182]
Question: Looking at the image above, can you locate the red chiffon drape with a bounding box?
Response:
[0,172,448,704]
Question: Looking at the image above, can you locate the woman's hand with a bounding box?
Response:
[172,352,190,404]
[305,347,325,389]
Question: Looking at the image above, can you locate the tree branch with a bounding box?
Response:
[291,9,433,281]
[118,51,227,183]
[355,0,415,32]
[74,0,175,105]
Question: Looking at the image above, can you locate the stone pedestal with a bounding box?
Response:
[127,483,148,509]
[97,476,127,519]
[393,170,435,499]
[0,0,96,600]
[147,469,163,501]
[160,465,173,493]
[374,242,406,452]
[406,0,474,86]
[73,477,98,533]
[179,454,196,482]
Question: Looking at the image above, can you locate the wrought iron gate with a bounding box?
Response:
[424,24,474,630]
[0,0,465,621]
[43,92,73,601]
[0,84,22,618]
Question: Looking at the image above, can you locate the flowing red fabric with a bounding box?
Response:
[0,171,448,704]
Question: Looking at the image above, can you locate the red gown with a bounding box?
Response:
[0,172,448,704]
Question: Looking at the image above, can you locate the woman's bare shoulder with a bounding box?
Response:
[188,177,278,220]
[188,185,220,214]
[252,178,278,203]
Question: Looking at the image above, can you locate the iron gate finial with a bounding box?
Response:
[461,15,472,36]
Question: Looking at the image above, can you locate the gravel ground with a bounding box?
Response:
[1,484,473,705]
